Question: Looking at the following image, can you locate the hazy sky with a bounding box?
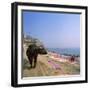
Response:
[23,11,80,48]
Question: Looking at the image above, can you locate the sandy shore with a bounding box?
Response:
[22,52,80,77]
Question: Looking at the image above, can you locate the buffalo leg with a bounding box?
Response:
[33,55,37,68]
[28,57,33,68]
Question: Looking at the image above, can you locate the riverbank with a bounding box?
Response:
[47,51,80,63]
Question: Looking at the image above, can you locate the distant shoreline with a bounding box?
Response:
[47,51,80,63]
[47,51,80,57]
[47,48,80,57]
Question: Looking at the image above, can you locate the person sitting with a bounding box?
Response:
[70,56,75,62]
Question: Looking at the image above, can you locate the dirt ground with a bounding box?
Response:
[22,55,80,77]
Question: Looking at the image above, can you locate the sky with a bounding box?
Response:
[23,11,80,48]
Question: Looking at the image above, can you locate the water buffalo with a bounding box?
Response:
[26,44,47,68]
